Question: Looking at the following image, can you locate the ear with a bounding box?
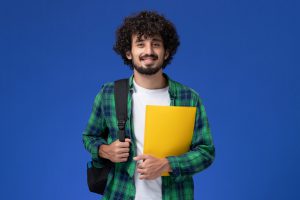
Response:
[126,51,132,60]
[164,51,169,60]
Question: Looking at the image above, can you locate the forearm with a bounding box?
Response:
[83,134,107,160]
[167,99,215,182]
[167,144,214,178]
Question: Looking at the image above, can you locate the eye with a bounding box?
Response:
[136,43,144,47]
[153,43,161,47]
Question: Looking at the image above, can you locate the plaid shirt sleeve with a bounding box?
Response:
[82,86,108,163]
[167,95,215,183]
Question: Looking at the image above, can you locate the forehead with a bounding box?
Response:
[131,34,163,42]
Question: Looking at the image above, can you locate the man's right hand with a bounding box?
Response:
[99,138,131,163]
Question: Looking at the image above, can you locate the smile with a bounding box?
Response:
[141,57,157,64]
[142,58,156,61]
[140,57,157,61]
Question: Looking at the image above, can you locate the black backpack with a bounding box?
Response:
[87,79,129,195]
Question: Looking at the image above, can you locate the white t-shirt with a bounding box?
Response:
[132,80,170,200]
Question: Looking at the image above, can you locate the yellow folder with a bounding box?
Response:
[143,105,197,176]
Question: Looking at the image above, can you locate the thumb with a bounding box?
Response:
[125,138,131,143]
[133,154,149,161]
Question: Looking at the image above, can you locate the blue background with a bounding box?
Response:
[1,0,299,199]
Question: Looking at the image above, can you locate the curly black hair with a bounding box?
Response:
[113,11,180,69]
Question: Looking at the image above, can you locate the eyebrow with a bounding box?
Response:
[134,37,163,43]
[152,38,163,42]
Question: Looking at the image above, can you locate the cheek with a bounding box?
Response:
[158,55,166,62]
[132,54,140,61]
[131,51,140,59]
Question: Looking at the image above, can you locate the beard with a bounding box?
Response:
[133,63,162,75]
[132,54,163,75]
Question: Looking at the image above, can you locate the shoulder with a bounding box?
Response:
[93,82,115,103]
[100,82,114,94]
[169,79,202,105]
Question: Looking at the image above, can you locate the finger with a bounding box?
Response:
[118,141,131,148]
[139,174,148,180]
[117,153,129,160]
[137,168,146,174]
[133,154,149,161]
[117,148,130,154]
[137,163,144,169]
[133,156,141,161]
[119,158,128,162]
[119,153,130,158]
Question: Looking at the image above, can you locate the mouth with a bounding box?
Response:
[140,56,158,65]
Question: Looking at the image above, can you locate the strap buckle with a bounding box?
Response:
[118,120,126,130]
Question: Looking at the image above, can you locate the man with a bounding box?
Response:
[83,11,215,200]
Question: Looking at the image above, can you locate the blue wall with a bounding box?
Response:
[1,0,299,199]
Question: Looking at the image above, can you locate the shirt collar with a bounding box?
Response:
[128,73,177,98]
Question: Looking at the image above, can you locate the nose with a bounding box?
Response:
[144,43,154,55]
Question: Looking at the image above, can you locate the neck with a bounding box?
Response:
[133,69,167,89]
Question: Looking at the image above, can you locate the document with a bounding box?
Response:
[143,105,196,176]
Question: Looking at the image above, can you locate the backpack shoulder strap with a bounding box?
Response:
[114,79,129,142]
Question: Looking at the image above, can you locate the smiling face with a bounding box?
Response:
[126,34,169,75]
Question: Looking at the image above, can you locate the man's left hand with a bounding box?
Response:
[133,154,172,180]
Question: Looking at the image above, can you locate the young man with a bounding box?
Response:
[83,11,215,200]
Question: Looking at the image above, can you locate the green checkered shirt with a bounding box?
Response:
[83,74,215,200]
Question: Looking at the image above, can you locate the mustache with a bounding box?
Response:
[139,54,158,60]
